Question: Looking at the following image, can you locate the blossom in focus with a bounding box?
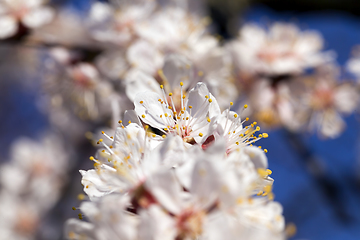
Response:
[0,0,54,39]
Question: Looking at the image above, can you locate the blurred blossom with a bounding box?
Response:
[288,64,359,138]
[42,47,122,123]
[0,0,54,39]
[228,22,333,78]
[0,133,69,240]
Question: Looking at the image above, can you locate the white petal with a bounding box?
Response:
[162,54,192,90]
[190,159,219,209]
[64,219,96,240]
[22,6,54,28]
[125,69,162,101]
[145,170,183,215]
[0,16,17,39]
[134,91,173,130]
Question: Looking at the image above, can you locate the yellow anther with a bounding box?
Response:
[182,95,186,99]
[128,120,131,124]
[77,194,85,201]
[257,191,263,196]
[263,185,272,193]
[78,213,83,220]
[240,134,244,137]
[142,114,145,118]
[164,128,168,131]
[234,114,238,118]
[158,99,162,102]
[262,133,269,138]
[266,169,272,175]
[101,150,105,153]
[244,104,248,108]
[256,126,260,131]
[160,115,163,118]
[162,135,166,138]
[169,93,173,96]
[259,134,263,138]
[230,102,233,106]
[257,168,268,178]
[72,207,76,210]
[145,125,149,130]
[258,146,262,149]
[199,133,203,137]
[152,134,156,137]
[165,113,168,117]
[208,99,212,103]
[168,106,172,109]
[236,141,239,145]
[189,106,192,109]
[89,156,95,161]
[246,117,249,121]
[180,82,184,86]
[140,101,143,104]
[264,149,268,153]
[253,121,257,125]
[160,85,164,89]
[186,117,189,120]
[109,145,113,149]
[118,120,122,124]
[205,95,209,99]
[207,117,211,122]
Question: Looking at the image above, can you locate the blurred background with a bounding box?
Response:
[2,0,360,240]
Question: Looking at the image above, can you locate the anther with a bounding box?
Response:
[244,104,248,108]
[140,101,143,104]
[142,114,145,118]
[199,133,203,137]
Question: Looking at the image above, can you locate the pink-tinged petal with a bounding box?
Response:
[0,16,17,39]
[134,91,173,130]
[22,6,54,28]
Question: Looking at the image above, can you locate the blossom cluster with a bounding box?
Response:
[0,134,69,240]
[65,82,285,240]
